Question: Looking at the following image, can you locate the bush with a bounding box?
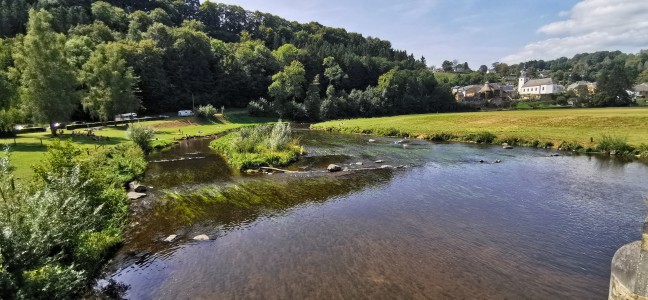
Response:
[17,264,85,299]
[463,131,497,144]
[596,135,634,154]
[247,98,276,117]
[196,104,218,119]
[558,141,584,152]
[0,141,146,298]
[126,123,156,152]
[428,133,456,142]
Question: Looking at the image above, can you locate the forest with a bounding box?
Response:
[0,0,457,136]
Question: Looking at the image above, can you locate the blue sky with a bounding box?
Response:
[212,0,648,68]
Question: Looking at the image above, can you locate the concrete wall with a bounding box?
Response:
[610,218,648,300]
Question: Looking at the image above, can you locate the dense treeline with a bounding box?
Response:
[0,0,454,135]
[439,50,648,88]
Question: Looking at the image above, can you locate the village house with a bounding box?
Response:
[633,83,648,98]
[567,81,597,96]
[517,70,564,100]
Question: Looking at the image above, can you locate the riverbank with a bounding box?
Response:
[0,112,274,180]
[311,107,648,155]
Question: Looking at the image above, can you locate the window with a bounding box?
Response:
[542,86,545,91]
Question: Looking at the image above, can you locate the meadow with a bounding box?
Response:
[312,107,648,151]
[1,111,274,179]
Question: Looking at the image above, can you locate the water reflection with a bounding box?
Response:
[102,131,648,299]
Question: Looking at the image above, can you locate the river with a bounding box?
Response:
[98,129,648,299]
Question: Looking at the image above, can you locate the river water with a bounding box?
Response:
[99,130,648,299]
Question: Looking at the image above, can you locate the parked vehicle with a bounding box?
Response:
[178,110,194,117]
[115,113,137,121]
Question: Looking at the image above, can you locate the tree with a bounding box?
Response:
[268,60,306,117]
[91,1,128,32]
[323,56,347,88]
[304,75,321,120]
[479,65,488,73]
[441,60,453,72]
[17,9,79,136]
[272,43,301,66]
[80,43,140,122]
[592,63,633,107]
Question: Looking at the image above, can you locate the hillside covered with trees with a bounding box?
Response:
[0,0,457,135]
[439,50,648,90]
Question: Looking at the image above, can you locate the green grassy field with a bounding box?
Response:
[1,111,274,179]
[312,107,648,149]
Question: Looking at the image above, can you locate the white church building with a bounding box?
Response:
[517,70,564,100]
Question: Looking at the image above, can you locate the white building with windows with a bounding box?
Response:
[517,70,564,99]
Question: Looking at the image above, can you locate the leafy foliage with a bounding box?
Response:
[0,141,146,298]
[126,123,155,152]
[16,9,79,135]
[196,104,217,119]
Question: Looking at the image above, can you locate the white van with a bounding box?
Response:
[178,110,194,117]
[115,113,137,121]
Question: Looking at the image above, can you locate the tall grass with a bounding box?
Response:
[596,135,634,154]
[212,121,303,170]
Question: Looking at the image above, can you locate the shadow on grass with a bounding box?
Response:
[1,135,130,152]
[224,112,276,124]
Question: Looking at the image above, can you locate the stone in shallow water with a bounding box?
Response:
[127,192,147,200]
[327,164,342,172]
[380,165,394,169]
[164,235,177,242]
[368,139,376,143]
[193,235,209,241]
[375,160,384,163]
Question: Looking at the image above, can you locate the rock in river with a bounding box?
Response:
[127,192,147,200]
[327,164,342,172]
[129,181,147,193]
[193,235,209,241]
[163,235,177,242]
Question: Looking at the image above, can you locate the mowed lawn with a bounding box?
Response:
[313,107,648,148]
[1,111,275,180]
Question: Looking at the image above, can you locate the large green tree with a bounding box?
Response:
[81,42,140,122]
[17,9,79,136]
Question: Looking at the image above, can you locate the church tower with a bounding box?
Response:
[518,70,529,93]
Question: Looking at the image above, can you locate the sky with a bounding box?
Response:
[210,0,648,68]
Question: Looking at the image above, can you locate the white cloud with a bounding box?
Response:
[502,0,648,64]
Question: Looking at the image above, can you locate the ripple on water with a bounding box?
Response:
[100,131,648,299]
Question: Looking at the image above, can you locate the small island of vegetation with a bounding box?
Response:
[211,122,304,170]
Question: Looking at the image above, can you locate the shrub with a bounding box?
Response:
[596,135,634,154]
[428,133,456,142]
[247,98,276,117]
[0,142,146,298]
[463,131,497,144]
[126,123,156,152]
[18,264,85,299]
[558,141,584,152]
[196,104,218,119]
[636,143,648,159]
